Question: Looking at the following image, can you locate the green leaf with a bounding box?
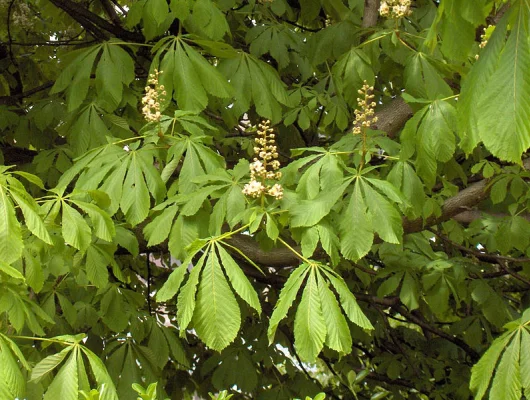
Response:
[31,346,73,382]
[50,46,101,111]
[294,268,326,362]
[323,268,373,330]
[95,43,135,111]
[120,153,151,226]
[318,275,352,354]
[458,11,509,153]
[268,263,310,343]
[474,3,530,163]
[362,180,403,244]
[43,349,79,400]
[81,347,119,400]
[158,238,207,301]
[73,200,115,242]
[217,244,261,314]
[85,244,110,288]
[291,179,351,227]
[340,181,373,261]
[143,204,178,246]
[8,187,52,244]
[0,186,22,263]
[61,201,92,251]
[404,53,452,100]
[470,331,514,399]
[0,260,24,281]
[193,247,241,351]
[177,251,207,335]
[489,331,521,400]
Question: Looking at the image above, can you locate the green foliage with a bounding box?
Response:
[3,0,530,398]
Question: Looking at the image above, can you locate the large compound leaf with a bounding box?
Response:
[0,185,22,263]
[193,247,241,351]
[474,2,530,163]
[268,263,310,343]
[294,268,326,362]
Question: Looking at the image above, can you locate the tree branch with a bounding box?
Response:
[362,0,380,28]
[390,305,480,362]
[48,0,143,42]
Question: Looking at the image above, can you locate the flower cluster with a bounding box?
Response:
[242,120,283,200]
[379,0,412,19]
[353,82,378,135]
[475,26,493,60]
[141,69,166,122]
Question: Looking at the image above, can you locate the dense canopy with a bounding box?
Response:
[1,0,530,399]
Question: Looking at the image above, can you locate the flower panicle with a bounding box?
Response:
[353,81,378,135]
[379,0,412,19]
[242,120,283,200]
[141,69,166,123]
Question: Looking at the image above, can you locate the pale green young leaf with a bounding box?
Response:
[82,347,119,400]
[0,335,26,398]
[73,200,115,242]
[8,187,52,244]
[0,186,22,263]
[61,201,92,251]
[43,350,79,400]
[157,264,189,303]
[31,346,73,382]
[470,331,514,399]
[294,269,326,362]
[489,330,522,400]
[318,275,352,354]
[193,248,241,351]
[217,243,261,314]
[268,263,310,343]
[12,171,45,189]
[0,260,25,281]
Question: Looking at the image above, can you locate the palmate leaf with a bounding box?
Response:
[340,180,373,261]
[332,48,374,106]
[43,349,79,400]
[193,246,241,351]
[403,52,452,100]
[0,334,27,398]
[218,52,291,122]
[81,347,119,400]
[0,185,23,263]
[157,238,207,302]
[294,268,327,362]
[61,201,92,252]
[290,179,352,227]
[156,38,231,112]
[470,316,530,400]
[458,10,509,153]
[267,263,310,344]
[473,2,530,163]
